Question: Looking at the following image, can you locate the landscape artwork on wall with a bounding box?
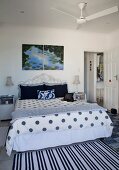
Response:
[22,44,64,70]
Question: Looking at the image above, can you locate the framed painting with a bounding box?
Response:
[22,44,64,70]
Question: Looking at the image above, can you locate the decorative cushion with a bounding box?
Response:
[19,85,45,100]
[38,89,55,100]
[46,84,68,98]
[64,93,74,102]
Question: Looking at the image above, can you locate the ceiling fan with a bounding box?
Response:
[52,2,118,26]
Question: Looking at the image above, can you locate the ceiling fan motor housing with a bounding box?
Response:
[77,18,86,24]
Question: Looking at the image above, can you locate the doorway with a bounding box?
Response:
[84,51,104,106]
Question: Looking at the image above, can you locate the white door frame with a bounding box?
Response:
[84,50,104,103]
[84,49,119,112]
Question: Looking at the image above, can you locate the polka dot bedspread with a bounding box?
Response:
[6,98,113,156]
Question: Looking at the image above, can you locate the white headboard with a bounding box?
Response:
[20,73,66,85]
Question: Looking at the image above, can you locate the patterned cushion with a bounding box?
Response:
[38,89,55,100]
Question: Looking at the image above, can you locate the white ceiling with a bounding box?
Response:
[0,0,119,33]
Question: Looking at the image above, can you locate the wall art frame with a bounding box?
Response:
[22,44,64,70]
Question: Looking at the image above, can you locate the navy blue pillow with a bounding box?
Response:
[19,85,45,99]
[45,85,55,91]
[46,84,68,98]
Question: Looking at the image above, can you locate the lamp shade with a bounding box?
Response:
[6,76,14,86]
[73,75,80,84]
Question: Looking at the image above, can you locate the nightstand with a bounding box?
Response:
[0,95,15,121]
[74,92,86,101]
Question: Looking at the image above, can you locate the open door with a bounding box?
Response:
[84,52,104,106]
[104,49,119,112]
[84,52,97,103]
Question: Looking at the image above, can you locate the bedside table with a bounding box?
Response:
[0,95,15,121]
[74,92,86,102]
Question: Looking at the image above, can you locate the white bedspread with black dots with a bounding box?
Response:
[6,99,113,156]
[12,98,107,121]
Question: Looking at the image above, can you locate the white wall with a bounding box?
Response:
[107,29,119,49]
[0,25,108,97]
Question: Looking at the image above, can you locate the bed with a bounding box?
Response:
[6,74,113,156]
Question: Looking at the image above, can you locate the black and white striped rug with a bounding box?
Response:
[12,140,119,170]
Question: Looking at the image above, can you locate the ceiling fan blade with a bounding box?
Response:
[51,8,77,20]
[86,6,118,21]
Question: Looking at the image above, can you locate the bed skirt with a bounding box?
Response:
[13,126,112,153]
